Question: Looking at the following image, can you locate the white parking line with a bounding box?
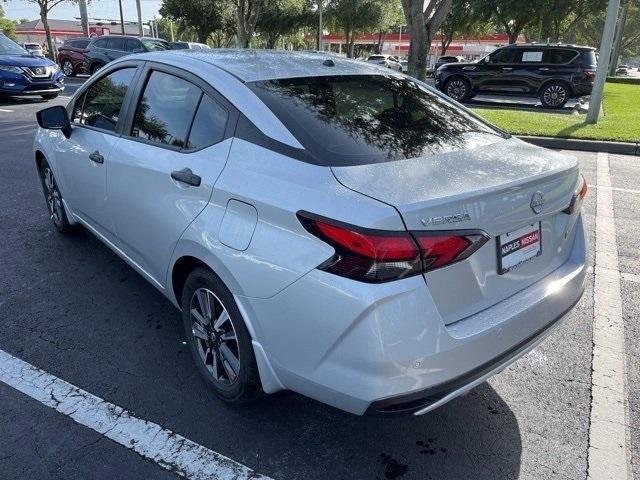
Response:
[588,184,640,195]
[0,108,13,113]
[0,348,273,480]
[588,152,629,480]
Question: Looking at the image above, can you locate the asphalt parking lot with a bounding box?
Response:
[0,78,638,480]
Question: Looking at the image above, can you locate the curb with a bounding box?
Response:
[518,136,639,156]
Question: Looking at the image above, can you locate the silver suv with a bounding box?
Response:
[34,50,587,416]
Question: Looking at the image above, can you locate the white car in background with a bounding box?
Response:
[366,54,402,71]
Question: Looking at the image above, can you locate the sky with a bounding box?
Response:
[4,0,163,23]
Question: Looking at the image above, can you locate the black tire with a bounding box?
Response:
[62,59,75,77]
[90,63,103,75]
[38,159,74,234]
[181,267,263,404]
[444,77,472,102]
[41,93,59,100]
[540,82,570,109]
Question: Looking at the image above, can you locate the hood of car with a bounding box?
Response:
[0,54,55,67]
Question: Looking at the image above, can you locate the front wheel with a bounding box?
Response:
[540,82,569,109]
[39,160,74,233]
[444,77,472,102]
[62,59,75,77]
[182,267,263,404]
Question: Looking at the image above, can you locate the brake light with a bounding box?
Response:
[563,174,588,214]
[584,69,596,81]
[298,212,489,282]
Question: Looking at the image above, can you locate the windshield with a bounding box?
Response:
[249,74,506,166]
[368,56,385,61]
[0,35,28,55]
[141,39,171,51]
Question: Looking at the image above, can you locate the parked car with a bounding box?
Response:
[399,60,408,73]
[83,35,171,75]
[433,55,465,71]
[0,33,64,99]
[57,37,90,76]
[366,54,402,71]
[170,41,210,50]
[616,64,629,75]
[34,50,587,416]
[435,43,597,108]
[20,42,45,57]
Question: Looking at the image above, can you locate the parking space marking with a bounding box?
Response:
[588,184,640,196]
[0,108,13,113]
[0,348,273,480]
[588,152,629,480]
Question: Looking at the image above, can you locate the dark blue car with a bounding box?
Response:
[0,33,64,100]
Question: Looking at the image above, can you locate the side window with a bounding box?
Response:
[489,49,516,64]
[520,50,543,63]
[108,37,127,51]
[126,39,142,52]
[544,49,578,64]
[186,95,229,150]
[93,38,108,49]
[76,68,136,132]
[131,71,201,148]
[71,92,86,123]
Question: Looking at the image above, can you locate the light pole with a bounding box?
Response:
[118,0,125,35]
[586,0,621,124]
[136,0,144,37]
[317,1,323,51]
[608,4,628,76]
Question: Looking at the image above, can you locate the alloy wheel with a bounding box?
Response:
[42,167,63,226]
[62,60,74,76]
[543,85,567,107]
[446,79,467,101]
[189,288,240,385]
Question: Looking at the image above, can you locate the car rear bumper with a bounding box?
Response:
[241,214,588,415]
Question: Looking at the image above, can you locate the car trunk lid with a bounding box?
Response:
[331,138,580,325]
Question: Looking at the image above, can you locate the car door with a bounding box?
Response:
[476,48,518,93]
[53,65,139,238]
[106,64,237,286]
[511,48,545,93]
[105,37,128,61]
[540,48,582,90]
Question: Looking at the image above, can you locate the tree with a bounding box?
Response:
[6,0,76,60]
[326,0,398,58]
[160,0,233,43]
[373,1,404,54]
[536,0,607,43]
[236,0,268,47]
[401,0,452,80]
[476,0,539,44]
[256,0,312,49]
[439,0,489,55]
[0,6,17,39]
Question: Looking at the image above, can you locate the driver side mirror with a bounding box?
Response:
[36,105,72,139]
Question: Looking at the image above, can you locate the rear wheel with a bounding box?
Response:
[62,59,75,77]
[540,82,569,109]
[444,77,472,102]
[39,160,73,233]
[181,267,262,404]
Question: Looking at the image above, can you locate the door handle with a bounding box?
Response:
[502,67,513,71]
[171,168,201,187]
[462,66,476,71]
[88,150,104,164]
[538,67,550,71]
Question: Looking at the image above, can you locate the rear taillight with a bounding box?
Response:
[298,212,489,283]
[584,69,596,81]
[564,174,588,215]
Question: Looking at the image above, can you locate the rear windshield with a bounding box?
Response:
[142,39,171,51]
[368,56,385,61]
[248,74,506,166]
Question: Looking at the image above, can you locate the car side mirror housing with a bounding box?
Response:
[36,105,72,139]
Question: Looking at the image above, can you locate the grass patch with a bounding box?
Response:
[474,82,640,143]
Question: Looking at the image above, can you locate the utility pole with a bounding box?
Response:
[317,1,323,51]
[169,20,174,42]
[586,0,621,124]
[608,4,628,76]
[118,0,125,35]
[136,0,144,37]
[78,0,89,37]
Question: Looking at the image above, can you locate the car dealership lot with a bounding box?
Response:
[0,88,638,480]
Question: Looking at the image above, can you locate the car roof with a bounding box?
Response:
[503,43,595,51]
[134,49,395,82]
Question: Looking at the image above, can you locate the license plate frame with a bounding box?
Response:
[497,222,542,274]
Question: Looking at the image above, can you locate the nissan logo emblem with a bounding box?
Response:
[530,191,545,214]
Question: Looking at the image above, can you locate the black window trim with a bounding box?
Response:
[67,61,144,138]
[119,61,238,154]
[491,46,581,66]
